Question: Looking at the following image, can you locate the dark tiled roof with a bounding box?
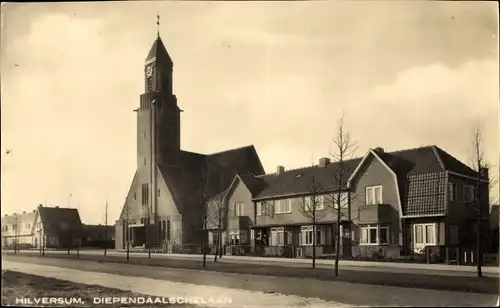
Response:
[158,146,265,210]
[254,158,362,200]
[239,174,267,195]
[245,145,482,217]
[433,146,480,178]
[145,36,173,66]
[38,206,82,234]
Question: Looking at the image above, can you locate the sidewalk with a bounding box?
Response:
[13,249,500,275]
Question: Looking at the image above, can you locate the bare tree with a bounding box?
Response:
[210,180,226,263]
[328,113,358,277]
[104,199,109,257]
[13,214,19,254]
[470,123,492,277]
[200,162,213,268]
[123,199,132,262]
[298,173,327,269]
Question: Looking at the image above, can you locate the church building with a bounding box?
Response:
[114,31,265,251]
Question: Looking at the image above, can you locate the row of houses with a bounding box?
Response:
[202,146,492,259]
[2,205,114,250]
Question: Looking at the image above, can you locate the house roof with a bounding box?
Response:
[81,224,114,240]
[38,206,82,234]
[158,145,265,211]
[239,146,484,216]
[145,36,173,66]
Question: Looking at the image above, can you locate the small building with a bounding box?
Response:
[81,224,115,248]
[36,205,83,249]
[1,205,82,250]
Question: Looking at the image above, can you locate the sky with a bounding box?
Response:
[1,1,499,225]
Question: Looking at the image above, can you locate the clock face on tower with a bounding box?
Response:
[146,66,153,77]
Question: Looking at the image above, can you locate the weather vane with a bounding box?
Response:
[156,14,160,37]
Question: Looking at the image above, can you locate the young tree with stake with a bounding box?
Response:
[104,199,109,257]
[470,123,493,278]
[298,173,327,269]
[200,162,213,268]
[328,113,358,277]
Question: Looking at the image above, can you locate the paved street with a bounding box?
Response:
[15,249,499,278]
[3,255,498,307]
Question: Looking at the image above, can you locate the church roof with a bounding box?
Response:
[158,145,265,212]
[145,36,173,66]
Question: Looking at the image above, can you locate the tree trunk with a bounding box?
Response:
[312,223,316,269]
[219,231,223,258]
[214,231,218,262]
[334,208,341,276]
[203,218,207,267]
[104,225,108,257]
[476,171,482,277]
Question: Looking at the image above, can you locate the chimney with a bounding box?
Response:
[374,147,384,153]
[39,204,43,208]
[319,157,331,167]
[276,165,285,174]
[480,167,489,179]
[33,210,36,213]
[23,211,26,214]
[55,206,59,208]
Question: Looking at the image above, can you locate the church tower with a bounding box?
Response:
[137,29,182,170]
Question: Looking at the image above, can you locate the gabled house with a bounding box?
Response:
[217,145,489,259]
[35,205,83,249]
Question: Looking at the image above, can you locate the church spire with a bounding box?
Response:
[145,14,173,67]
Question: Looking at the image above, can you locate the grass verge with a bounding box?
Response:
[1,270,190,307]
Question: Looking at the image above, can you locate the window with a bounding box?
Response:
[332,192,348,209]
[234,202,244,216]
[230,230,248,245]
[360,225,389,245]
[366,186,383,205]
[270,227,292,246]
[256,202,262,216]
[448,183,456,202]
[300,225,324,246]
[142,183,149,206]
[415,225,423,244]
[275,199,292,214]
[413,223,435,245]
[304,196,323,211]
[463,185,474,202]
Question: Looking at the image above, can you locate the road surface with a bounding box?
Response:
[3,255,498,307]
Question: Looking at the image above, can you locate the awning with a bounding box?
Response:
[128,224,145,228]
